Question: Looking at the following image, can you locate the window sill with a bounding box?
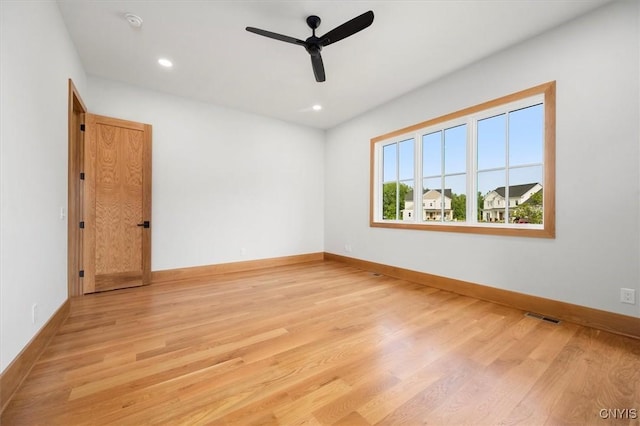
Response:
[370,220,555,238]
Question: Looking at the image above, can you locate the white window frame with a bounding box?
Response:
[378,135,415,221]
[369,82,555,238]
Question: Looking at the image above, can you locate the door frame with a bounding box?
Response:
[68,79,87,297]
[68,81,153,296]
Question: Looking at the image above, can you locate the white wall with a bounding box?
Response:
[0,1,87,372]
[87,77,325,271]
[325,0,640,317]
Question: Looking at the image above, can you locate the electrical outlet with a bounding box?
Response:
[344,244,352,253]
[240,248,246,256]
[32,303,38,324]
[620,288,636,304]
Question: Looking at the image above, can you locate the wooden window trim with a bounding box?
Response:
[369,81,556,238]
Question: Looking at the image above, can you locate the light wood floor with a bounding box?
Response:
[3,260,639,425]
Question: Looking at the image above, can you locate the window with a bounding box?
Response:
[370,82,555,238]
[382,138,414,220]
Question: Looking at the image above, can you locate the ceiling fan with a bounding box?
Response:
[246,11,374,83]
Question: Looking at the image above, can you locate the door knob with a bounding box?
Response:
[137,221,150,228]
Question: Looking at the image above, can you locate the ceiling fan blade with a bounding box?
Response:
[320,10,374,47]
[310,53,326,82]
[246,27,305,46]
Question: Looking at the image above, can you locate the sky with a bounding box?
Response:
[383,102,543,198]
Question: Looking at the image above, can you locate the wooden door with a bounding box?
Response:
[83,114,152,294]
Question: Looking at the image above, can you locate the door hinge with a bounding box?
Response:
[80,172,85,180]
[79,221,85,229]
[79,270,84,278]
[80,124,85,131]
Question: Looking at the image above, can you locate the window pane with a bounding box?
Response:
[383,143,396,182]
[400,180,415,221]
[478,169,506,223]
[509,166,543,225]
[422,177,442,221]
[382,182,398,220]
[477,113,506,171]
[382,181,414,221]
[509,104,543,166]
[444,124,466,174]
[422,176,442,194]
[422,131,441,177]
[446,174,466,222]
[399,138,414,180]
[509,165,543,187]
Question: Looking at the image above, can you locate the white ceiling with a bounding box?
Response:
[57,0,611,130]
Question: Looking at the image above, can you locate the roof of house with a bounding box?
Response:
[405,188,453,201]
[493,183,540,198]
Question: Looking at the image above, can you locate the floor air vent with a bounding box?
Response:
[525,312,561,324]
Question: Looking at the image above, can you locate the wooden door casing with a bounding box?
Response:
[83,114,151,294]
[67,79,87,297]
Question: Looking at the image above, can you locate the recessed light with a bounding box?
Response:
[158,58,173,68]
[312,104,322,111]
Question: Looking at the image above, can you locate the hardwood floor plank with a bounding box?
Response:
[68,328,288,401]
[332,411,371,426]
[543,328,640,426]
[274,378,353,424]
[2,260,639,425]
[312,373,399,424]
[356,364,442,424]
[500,325,586,426]
[377,356,481,425]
